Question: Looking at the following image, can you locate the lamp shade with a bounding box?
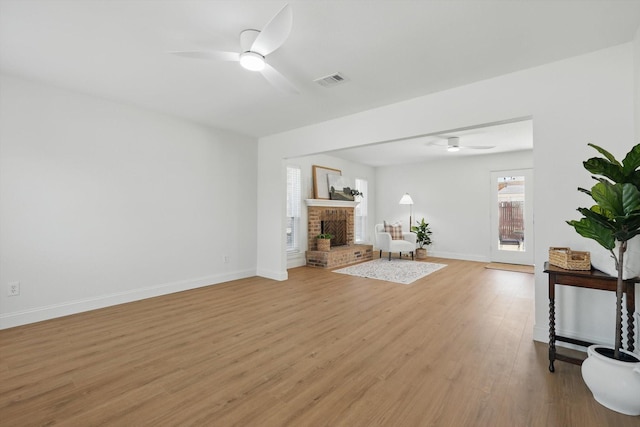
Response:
[399,193,414,205]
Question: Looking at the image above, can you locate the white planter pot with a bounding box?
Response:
[581,345,640,416]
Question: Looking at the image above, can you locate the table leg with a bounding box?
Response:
[626,282,635,352]
[549,298,556,372]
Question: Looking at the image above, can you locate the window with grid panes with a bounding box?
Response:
[286,166,301,251]
[355,178,368,242]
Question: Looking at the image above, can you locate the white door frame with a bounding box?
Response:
[490,168,534,265]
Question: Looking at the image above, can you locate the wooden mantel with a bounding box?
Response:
[305,199,360,208]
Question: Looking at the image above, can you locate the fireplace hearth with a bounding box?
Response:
[305,199,373,268]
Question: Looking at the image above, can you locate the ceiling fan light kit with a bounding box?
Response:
[172,4,297,93]
[447,136,460,152]
[239,51,265,71]
[239,29,265,71]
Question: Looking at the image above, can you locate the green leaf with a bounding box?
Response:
[591,182,624,216]
[614,220,640,240]
[571,144,640,249]
[630,172,640,190]
[584,144,640,185]
[625,229,640,240]
[591,176,610,185]
[588,205,614,221]
[619,213,640,232]
[577,210,616,236]
[583,158,625,182]
[588,143,621,166]
[566,218,616,249]
[622,183,640,214]
[577,187,591,197]
[621,143,640,176]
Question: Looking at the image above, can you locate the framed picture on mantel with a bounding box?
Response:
[312,165,341,199]
[328,174,355,201]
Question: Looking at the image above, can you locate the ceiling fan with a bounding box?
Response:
[426,136,495,152]
[171,4,298,94]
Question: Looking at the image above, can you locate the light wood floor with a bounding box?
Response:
[1,258,637,426]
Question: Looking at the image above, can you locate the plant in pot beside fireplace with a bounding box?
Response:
[411,218,432,259]
[566,143,640,416]
[316,233,334,252]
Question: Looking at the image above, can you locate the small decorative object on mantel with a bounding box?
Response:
[327,175,362,201]
[316,233,333,251]
[566,142,640,416]
[548,247,590,270]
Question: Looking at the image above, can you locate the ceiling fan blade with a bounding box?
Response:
[424,139,446,147]
[170,51,239,62]
[261,64,298,95]
[251,4,292,56]
[465,145,496,150]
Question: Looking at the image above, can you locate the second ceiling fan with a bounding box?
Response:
[426,136,496,152]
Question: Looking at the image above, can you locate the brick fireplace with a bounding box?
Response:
[305,200,373,268]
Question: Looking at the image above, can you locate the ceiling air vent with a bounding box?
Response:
[314,72,349,88]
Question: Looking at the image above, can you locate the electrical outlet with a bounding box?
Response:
[8,282,20,297]
[223,255,229,263]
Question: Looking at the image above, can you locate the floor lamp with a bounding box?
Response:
[399,193,414,229]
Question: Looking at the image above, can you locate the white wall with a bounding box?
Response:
[635,26,640,138]
[376,150,533,262]
[633,26,640,350]
[285,153,376,268]
[257,43,636,347]
[0,74,258,328]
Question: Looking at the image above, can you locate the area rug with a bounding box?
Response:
[485,262,534,274]
[333,258,447,284]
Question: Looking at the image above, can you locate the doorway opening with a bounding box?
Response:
[491,169,533,265]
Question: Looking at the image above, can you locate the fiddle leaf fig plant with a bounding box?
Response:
[566,143,640,360]
[411,218,433,249]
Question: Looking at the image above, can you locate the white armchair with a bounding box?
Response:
[374,223,417,260]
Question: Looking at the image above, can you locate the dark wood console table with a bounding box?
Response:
[544,262,637,372]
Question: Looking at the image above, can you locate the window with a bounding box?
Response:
[286,166,301,252]
[355,178,368,242]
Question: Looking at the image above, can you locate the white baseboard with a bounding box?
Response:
[429,251,490,263]
[287,252,307,269]
[532,324,640,356]
[0,269,255,330]
[256,268,288,281]
[369,248,488,263]
[533,324,554,344]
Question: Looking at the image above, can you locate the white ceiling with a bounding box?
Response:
[1,0,639,165]
[326,118,534,167]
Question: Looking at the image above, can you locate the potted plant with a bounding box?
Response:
[411,218,432,259]
[566,142,640,415]
[316,233,333,252]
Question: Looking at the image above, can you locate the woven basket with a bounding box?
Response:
[317,238,331,252]
[548,247,591,270]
